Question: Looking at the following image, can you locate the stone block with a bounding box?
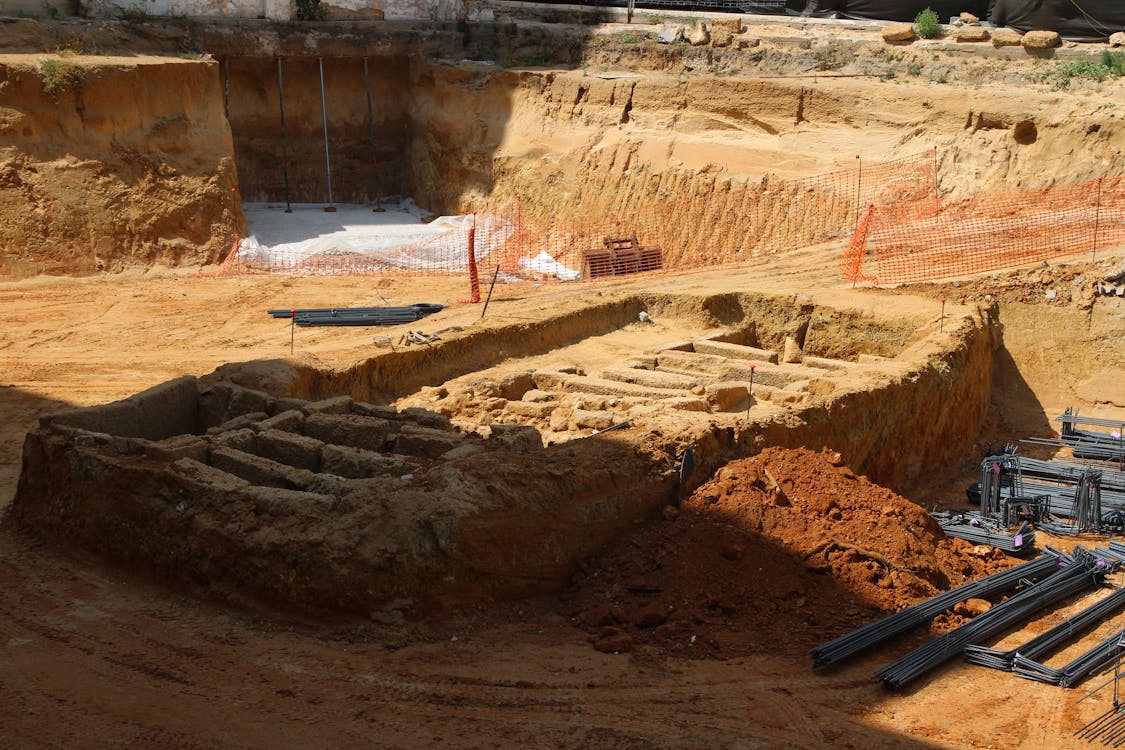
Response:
[955,26,989,42]
[882,23,915,42]
[992,28,1022,46]
[256,428,324,471]
[489,423,544,452]
[304,413,392,453]
[258,409,305,433]
[693,340,779,364]
[1022,30,1059,49]
[704,382,749,411]
[393,424,465,458]
[320,444,417,479]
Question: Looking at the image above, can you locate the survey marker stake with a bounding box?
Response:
[746,364,756,420]
[290,308,295,354]
[940,298,946,332]
[481,266,500,320]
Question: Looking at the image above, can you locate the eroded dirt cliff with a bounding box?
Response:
[0,55,244,275]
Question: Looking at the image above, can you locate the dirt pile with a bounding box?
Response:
[563,447,1011,657]
[895,256,1125,310]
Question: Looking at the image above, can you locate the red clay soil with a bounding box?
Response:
[562,447,1011,658]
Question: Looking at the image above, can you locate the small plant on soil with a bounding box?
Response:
[119,4,149,21]
[906,61,923,76]
[619,32,640,44]
[295,0,326,21]
[40,57,85,98]
[49,36,85,55]
[1033,52,1125,90]
[913,8,941,39]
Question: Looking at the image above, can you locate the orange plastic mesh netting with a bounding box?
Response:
[842,176,1125,285]
[479,151,936,280]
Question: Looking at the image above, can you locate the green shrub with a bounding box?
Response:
[1034,53,1125,90]
[295,0,326,20]
[913,8,940,39]
[119,4,149,22]
[40,57,84,98]
[1102,49,1125,77]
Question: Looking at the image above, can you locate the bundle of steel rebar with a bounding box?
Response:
[1018,457,1125,494]
[965,586,1125,672]
[1024,435,1125,463]
[810,553,1063,670]
[1017,478,1125,516]
[1075,705,1125,745]
[935,515,1035,554]
[1056,408,1125,463]
[268,304,445,327]
[1013,626,1125,687]
[875,548,1110,690]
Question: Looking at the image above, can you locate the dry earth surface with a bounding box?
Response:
[1,242,1123,749]
[3,13,1125,750]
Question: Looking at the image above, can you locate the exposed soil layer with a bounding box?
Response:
[0,56,243,275]
[564,447,1009,658]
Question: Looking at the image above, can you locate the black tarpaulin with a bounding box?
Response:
[990,0,1125,37]
[841,0,990,22]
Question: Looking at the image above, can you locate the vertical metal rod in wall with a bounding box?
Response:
[318,57,336,212]
[1093,177,1103,262]
[222,57,231,118]
[276,57,293,213]
[363,57,383,212]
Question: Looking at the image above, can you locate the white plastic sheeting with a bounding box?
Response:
[237,201,513,273]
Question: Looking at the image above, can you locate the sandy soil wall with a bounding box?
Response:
[0,56,244,275]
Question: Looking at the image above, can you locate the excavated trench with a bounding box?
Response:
[11,291,1000,616]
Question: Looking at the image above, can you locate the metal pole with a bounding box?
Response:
[363,57,384,213]
[318,57,336,212]
[480,266,500,320]
[276,57,293,213]
[1093,176,1103,262]
[746,365,755,420]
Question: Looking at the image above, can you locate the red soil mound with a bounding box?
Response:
[562,447,1011,657]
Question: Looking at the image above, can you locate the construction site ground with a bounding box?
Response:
[2,242,1123,749]
[3,10,1125,747]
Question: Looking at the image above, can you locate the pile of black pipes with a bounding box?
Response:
[964,586,1125,672]
[1013,625,1125,687]
[268,303,445,327]
[810,553,1063,670]
[935,515,1035,554]
[875,547,1111,690]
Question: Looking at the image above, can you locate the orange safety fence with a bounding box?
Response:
[478,150,936,280]
[206,151,936,284]
[204,214,510,277]
[841,176,1125,286]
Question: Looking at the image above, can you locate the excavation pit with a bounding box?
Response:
[11,292,995,616]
